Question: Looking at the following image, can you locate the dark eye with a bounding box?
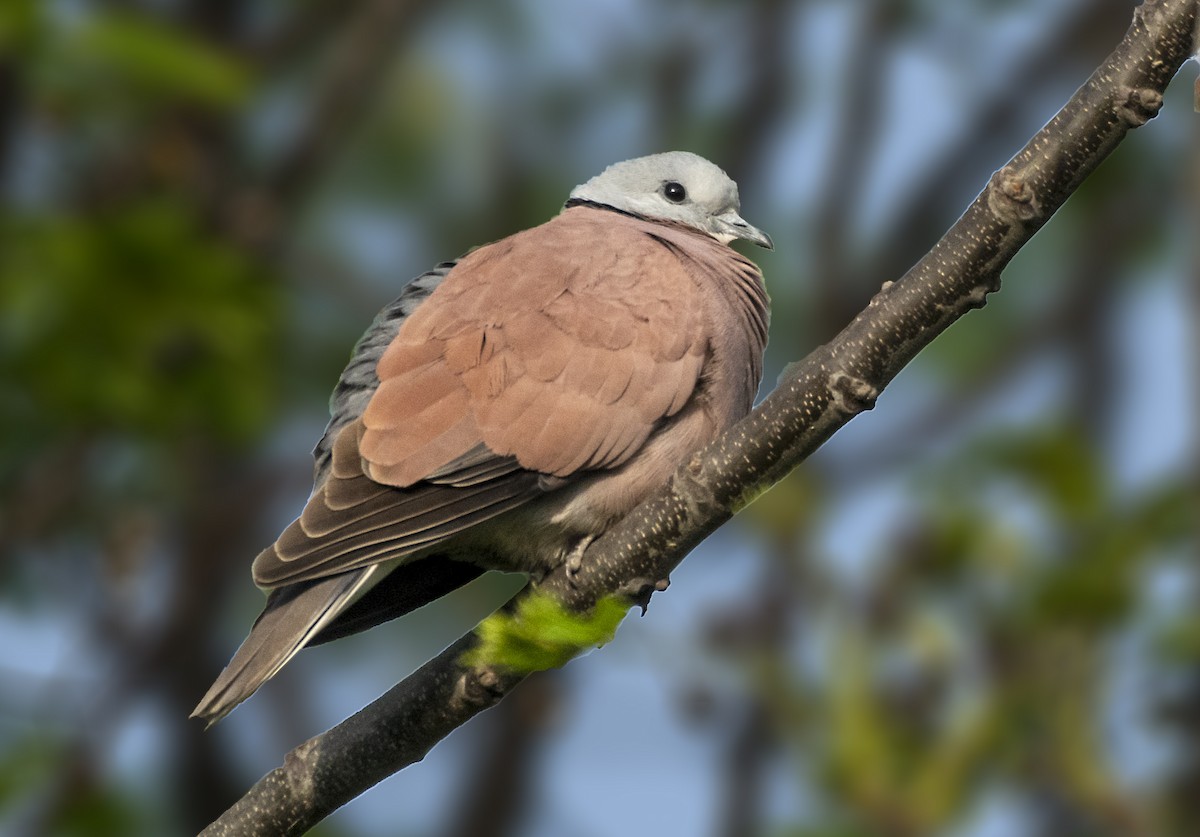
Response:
[663,181,687,203]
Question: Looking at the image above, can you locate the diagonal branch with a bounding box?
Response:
[203,2,1200,833]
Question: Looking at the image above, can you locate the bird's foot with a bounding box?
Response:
[564,534,596,585]
[617,575,670,615]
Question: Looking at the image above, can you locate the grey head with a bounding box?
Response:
[569,151,773,250]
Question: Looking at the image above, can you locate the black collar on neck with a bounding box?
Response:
[562,198,642,221]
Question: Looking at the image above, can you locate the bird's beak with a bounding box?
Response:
[714,211,774,250]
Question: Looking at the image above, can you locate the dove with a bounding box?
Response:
[193,151,772,724]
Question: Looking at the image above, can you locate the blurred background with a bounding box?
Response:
[1,0,1197,835]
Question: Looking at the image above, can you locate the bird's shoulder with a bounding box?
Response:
[313,263,453,484]
[359,206,715,483]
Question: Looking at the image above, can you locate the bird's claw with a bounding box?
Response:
[564,534,596,586]
[612,576,669,615]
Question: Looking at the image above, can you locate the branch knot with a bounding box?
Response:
[987,168,1042,225]
[828,371,878,416]
[1116,86,1164,126]
[452,665,505,711]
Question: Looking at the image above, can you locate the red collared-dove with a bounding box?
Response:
[193,151,772,723]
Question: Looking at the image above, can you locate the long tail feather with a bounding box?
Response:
[190,566,382,726]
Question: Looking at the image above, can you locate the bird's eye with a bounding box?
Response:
[663,181,687,203]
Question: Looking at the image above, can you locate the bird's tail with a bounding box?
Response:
[190,566,382,726]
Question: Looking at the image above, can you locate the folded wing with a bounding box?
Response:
[252,207,709,588]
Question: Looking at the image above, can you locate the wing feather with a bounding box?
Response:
[255,455,540,587]
[255,206,722,588]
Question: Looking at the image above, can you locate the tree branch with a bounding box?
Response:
[203,2,1199,833]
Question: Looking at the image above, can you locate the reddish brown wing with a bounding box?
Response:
[252,207,708,588]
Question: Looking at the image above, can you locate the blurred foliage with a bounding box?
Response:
[0,733,156,837]
[705,422,1199,836]
[0,202,278,445]
[1,1,1197,836]
[4,1,250,105]
[65,14,250,107]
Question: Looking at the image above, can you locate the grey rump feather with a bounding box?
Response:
[313,264,453,483]
[193,152,772,725]
[195,265,472,725]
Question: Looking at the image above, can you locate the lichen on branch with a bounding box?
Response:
[461,591,630,674]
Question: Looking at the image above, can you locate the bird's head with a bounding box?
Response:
[568,151,773,250]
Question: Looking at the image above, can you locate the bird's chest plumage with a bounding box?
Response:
[468,213,770,573]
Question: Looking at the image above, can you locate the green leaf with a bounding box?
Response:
[1156,616,1200,663]
[0,201,281,443]
[0,0,39,55]
[979,426,1104,522]
[461,591,630,674]
[30,11,251,110]
[78,14,250,105]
